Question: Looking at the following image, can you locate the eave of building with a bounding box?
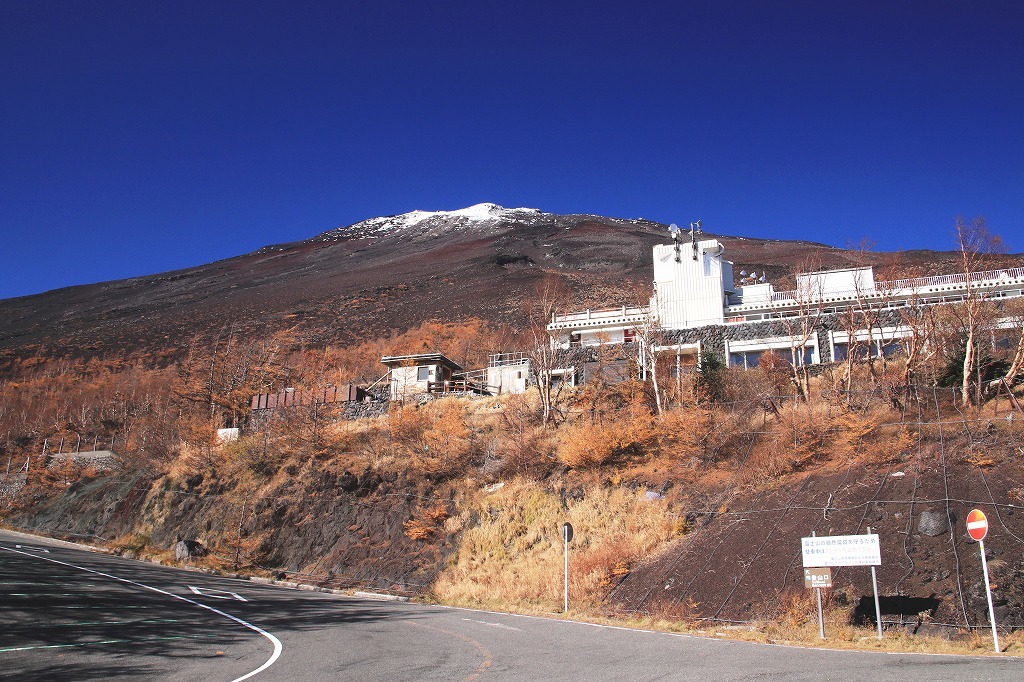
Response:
[380,353,464,372]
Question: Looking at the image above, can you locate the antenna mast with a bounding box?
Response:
[689,220,702,260]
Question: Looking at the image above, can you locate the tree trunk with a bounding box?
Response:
[649,349,663,416]
[961,332,975,406]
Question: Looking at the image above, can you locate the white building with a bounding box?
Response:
[549,229,1024,371]
[381,353,465,400]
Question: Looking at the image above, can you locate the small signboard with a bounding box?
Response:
[802,533,881,567]
[804,567,833,589]
[562,522,574,543]
[967,509,989,542]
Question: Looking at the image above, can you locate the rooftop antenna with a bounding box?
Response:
[668,223,681,262]
[689,220,702,260]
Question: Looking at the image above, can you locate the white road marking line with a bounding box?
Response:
[13,545,49,553]
[55,605,151,610]
[440,604,1004,660]
[0,633,214,653]
[461,617,523,632]
[0,546,282,682]
[10,591,97,597]
[44,618,182,628]
[189,585,249,601]
[0,581,105,586]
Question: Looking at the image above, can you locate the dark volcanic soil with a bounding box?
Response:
[610,454,1024,632]
[5,208,1013,365]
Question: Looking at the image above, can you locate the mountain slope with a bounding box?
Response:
[0,203,1004,363]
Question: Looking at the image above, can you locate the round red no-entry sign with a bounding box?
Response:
[967,509,989,541]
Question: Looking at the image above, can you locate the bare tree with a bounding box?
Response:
[953,216,1005,405]
[632,305,666,416]
[524,275,571,426]
[897,288,938,387]
[986,297,1024,391]
[773,257,825,400]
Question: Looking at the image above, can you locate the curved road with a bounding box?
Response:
[0,530,1017,680]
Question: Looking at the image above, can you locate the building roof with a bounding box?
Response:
[380,353,464,372]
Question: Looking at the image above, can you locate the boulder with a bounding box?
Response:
[917,510,951,537]
[174,539,208,563]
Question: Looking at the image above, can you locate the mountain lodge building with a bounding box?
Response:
[548,228,1024,372]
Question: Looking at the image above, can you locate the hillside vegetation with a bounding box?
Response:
[3,311,1024,652]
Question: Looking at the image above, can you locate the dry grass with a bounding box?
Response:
[432,479,682,611]
[741,399,913,485]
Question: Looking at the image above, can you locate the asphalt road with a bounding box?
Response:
[1,530,1019,681]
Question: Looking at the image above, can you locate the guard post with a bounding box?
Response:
[562,521,573,613]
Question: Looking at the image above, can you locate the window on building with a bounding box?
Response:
[569,332,581,348]
[623,329,636,343]
[879,341,902,358]
[417,366,430,381]
[729,350,764,369]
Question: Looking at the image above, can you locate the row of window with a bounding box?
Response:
[729,339,903,370]
[728,346,815,370]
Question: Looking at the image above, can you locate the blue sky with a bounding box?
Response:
[2,1,1022,299]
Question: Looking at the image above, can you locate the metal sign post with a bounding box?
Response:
[802,530,883,641]
[562,522,574,613]
[867,526,883,640]
[812,531,825,639]
[967,509,1000,653]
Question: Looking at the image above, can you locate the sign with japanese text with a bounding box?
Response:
[804,567,833,589]
[801,533,881,567]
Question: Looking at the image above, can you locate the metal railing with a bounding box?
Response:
[550,305,649,325]
[763,266,1024,307]
[488,352,529,367]
[425,380,486,394]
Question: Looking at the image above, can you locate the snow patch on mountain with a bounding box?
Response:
[315,203,544,242]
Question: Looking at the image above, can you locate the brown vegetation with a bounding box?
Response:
[3,300,1024,650]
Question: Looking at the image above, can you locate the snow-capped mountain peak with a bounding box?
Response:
[316,203,544,242]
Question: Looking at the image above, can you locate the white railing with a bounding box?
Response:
[550,305,649,325]
[764,266,1024,307]
[488,352,529,367]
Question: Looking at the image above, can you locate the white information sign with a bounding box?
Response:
[801,533,881,567]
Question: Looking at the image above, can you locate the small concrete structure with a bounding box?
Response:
[216,428,240,444]
[486,352,531,395]
[47,450,116,471]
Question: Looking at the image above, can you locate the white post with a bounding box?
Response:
[868,527,883,639]
[816,586,825,640]
[978,539,1001,652]
[813,531,825,639]
[564,532,569,613]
